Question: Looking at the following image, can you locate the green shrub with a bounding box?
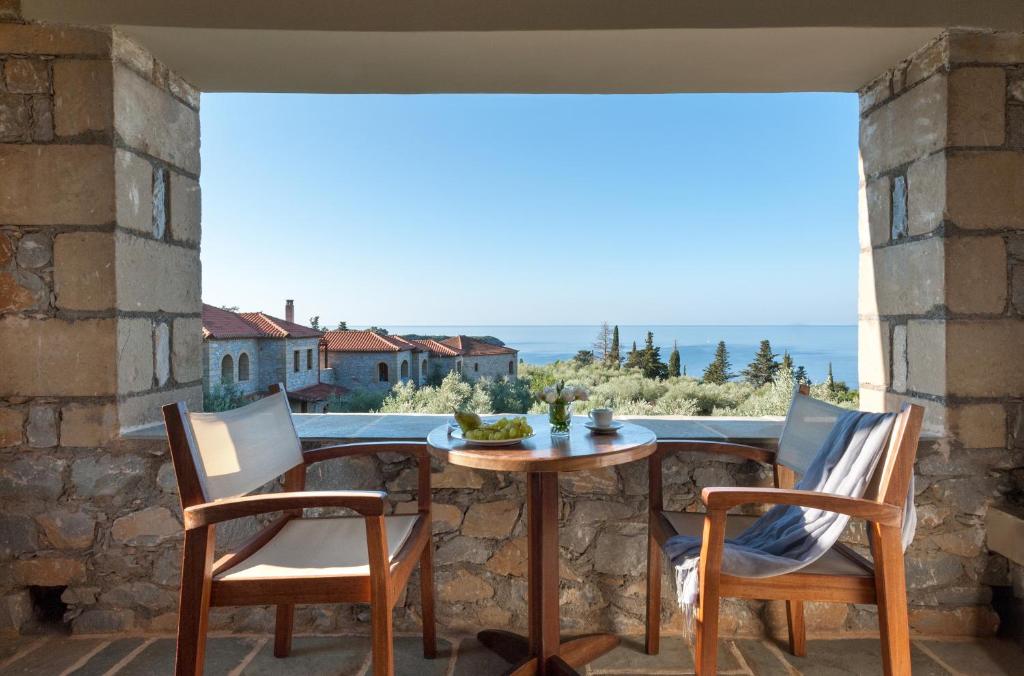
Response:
[203,383,248,412]
[325,389,387,413]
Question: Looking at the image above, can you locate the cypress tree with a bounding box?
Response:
[781,351,794,372]
[668,340,681,377]
[624,340,642,370]
[702,341,732,385]
[825,362,836,393]
[742,339,781,387]
[640,331,668,380]
[608,325,621,367]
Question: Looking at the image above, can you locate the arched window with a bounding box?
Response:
[220,354,234,384]
[401,360,409,379]
[238,353,250,381]
[474,362,479,372]
[378,362,389,383]
[456,361,462,373]
[422,360,428,375]
[509,360,515,375]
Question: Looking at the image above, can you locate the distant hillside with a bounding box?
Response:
[402,334,506,347]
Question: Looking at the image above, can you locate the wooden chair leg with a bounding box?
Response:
[371,600,395,676]
[785,600,806,657]
[419,539,437,658]
[274,604,294,657]
[872,525,911,676]
[175,526,214,676]
[695,512,725,676]
[695,589,720,676]
[645,531,661,655]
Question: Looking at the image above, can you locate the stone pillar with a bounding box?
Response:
[858,29,1024,635]
[0,7,201,633]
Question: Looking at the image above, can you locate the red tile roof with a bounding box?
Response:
[411,338,462,358]
[238,312,323,339]
[386,335,425,353]
[322,330,422,353]
[442,335,518,356]
[287,383,349,402]
[202,304,265,339]
[202,304,322,340]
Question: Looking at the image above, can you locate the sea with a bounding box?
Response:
[356,325,859,387]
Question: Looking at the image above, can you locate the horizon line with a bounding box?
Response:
[343,323,858,328]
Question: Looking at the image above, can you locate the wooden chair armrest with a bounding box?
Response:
[302,441,429,464]
[656,440,776,464]
[701,487,901,526]
[183,490,386,529]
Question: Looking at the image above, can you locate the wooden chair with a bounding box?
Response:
[162,385,436,676]
[645,385,923,675]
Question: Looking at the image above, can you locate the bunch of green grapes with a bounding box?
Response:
[464,416,534,441]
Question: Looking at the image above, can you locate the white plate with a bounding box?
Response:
[584,420,623,434]
[451,428,535,447]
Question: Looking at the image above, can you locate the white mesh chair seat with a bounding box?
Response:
[187,392,304,502]
[215,515,420,581]
[662,512,871,577]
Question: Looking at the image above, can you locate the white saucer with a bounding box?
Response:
[584,420,623,434]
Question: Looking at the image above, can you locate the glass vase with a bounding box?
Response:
[549,401,573,437]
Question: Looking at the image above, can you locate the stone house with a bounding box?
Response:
[321,331,427,391]
[437,335,519,381]
[321,331,518,390]
[202,301,342,412]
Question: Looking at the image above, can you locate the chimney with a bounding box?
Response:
[285,299,294,323]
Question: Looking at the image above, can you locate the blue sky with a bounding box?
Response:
[200,93,859,326]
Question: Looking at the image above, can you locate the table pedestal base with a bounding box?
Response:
[478,630,619,676]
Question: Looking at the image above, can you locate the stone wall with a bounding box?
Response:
[204,338,260,395]
[326,350,414,392]
[0,11,202,634]
[858,29,1024,635]
[283,337,321,391]
[464,353,518,382]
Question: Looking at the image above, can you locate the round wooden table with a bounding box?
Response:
[427,415,657,676]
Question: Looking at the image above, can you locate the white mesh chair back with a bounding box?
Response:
[186,391,303,501]
[776,389,848,476]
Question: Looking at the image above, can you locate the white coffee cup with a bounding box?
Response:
[589,408,614,428]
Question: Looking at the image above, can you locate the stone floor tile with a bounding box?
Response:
[69,638,146,675]
[589,635,741,674]
[393,636,453,676]
[453,636,517,676]
[4,638,105,675]
[733,639,795,675]
[242,636,370,675]
[120,637,256,676]
[916,638,1024,674]
[0,637,31,663]
[778,639,945,675]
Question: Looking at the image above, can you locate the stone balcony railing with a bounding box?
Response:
[82,412,970,642]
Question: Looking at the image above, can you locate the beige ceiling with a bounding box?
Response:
[21,1,1023,93]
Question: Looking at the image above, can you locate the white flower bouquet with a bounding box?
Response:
[536,380,588,436]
